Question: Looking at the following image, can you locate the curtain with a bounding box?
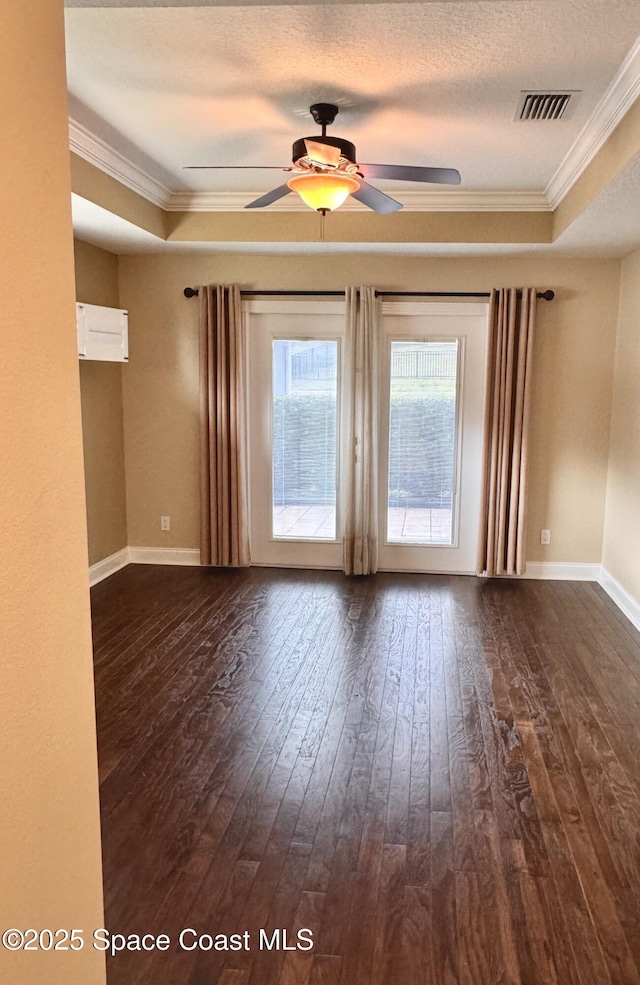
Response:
[343,287,380,575]
[477,288,537,576]
[199,285,250,566]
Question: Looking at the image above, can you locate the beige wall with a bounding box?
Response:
[75,240,128,566]
[602,248,640,601]
[72,154,167,240]
[119,253,619,565]
[0,1,105,983]
[166,208,552,245]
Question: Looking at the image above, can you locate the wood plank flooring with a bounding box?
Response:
[91,565,640,985]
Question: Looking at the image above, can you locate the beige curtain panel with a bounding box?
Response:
[343,286,380,576]
[477,287,537,576]
[199,285,250,567]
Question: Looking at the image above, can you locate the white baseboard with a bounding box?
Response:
[89,551,639,639]
[128,547,201,566]
[89,545,200,586]
[91,552,600,583]
[598,567,640,633]
[89,547,131,587]
[523,562,601,581]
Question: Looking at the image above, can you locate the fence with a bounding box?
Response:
[290,342,457,383]
[291,343,336,381]
[391,345,457,380]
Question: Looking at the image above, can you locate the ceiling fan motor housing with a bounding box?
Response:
[292,136,357,168]
[310,103,340,128]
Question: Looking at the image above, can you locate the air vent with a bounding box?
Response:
[515,91,578,121]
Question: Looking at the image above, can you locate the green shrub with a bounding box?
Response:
[272,392,455,508]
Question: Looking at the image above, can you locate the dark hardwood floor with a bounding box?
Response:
[91,564,640,985]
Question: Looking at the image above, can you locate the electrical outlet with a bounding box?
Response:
[540,529,551,545]
[161,516,171,532]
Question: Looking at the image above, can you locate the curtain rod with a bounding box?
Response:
[183,287,555,301]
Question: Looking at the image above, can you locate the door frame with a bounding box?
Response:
[245,298,488,574]
[245,299,347,569]
[377,301,489,575]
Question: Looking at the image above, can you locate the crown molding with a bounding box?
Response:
[165,189,550,212]
[69,118,171,209]
[546,35,640,209]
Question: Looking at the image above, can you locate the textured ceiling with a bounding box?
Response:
[65,1,640,196]
[66,0,489,5]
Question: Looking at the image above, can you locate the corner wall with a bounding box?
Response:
[75,239,128,566]
[0,0,105,981]
[602,247,640,604]
[118,253,620,566]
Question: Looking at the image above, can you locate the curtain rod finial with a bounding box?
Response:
[184,287,199,298]
[538,289,554,301]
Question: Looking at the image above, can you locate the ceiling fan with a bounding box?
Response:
[186,103,461,215]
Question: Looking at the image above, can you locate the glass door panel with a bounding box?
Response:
[247,301,345,568]
[387,340,459,546]
[272,340,338,541]
[378,303,488,574]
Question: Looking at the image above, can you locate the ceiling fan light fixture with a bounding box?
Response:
[287,172,360,213]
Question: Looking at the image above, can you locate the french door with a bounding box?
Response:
[377,303,487,573]
[247,300,346,567]
[247,300,487,573]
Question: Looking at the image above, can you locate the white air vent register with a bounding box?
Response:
[77,303,128,363]
[515,91,579,121]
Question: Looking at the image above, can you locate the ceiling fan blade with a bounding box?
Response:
[304,139,341,168]
[184,165,288,170]
[358,164,461,185]
[350,181,403,215]
[244,184,293,209]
